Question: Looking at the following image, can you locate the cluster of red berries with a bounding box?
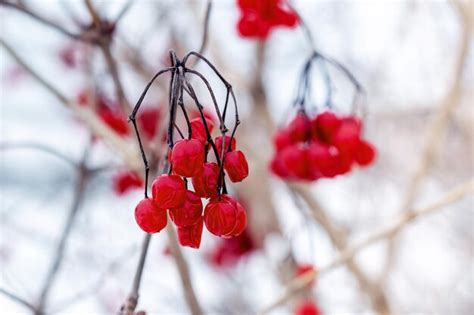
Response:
[270,111,376,181]
[237,0,298,39]
[135,120,249,248]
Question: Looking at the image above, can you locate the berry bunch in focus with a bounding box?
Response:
[131,51,249,249]
[270,110,375,181]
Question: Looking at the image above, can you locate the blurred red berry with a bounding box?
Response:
[237,0,298,39]
[177,218,204,249]
[138,107,161,140]
[294,300,321,315]
[192,162,220,199]
[273,128,293,151]
[170,139,205,177]
[169,191,203,227]
[355,140,376,166]
[97,106,129,137]
[296,264,316,286]
[209,229,256,267]
[134,198,167,233]
[113,171,143,195]
[224,150,249,182]
[152,175,186,209]
[312,111,342,143]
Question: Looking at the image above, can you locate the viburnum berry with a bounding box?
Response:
[204,196,238,237]
[169,191,203,227]
[215,135,236,154]
[97,106,129,137]
[190,117,214,144]
[170,139,205,177]
[192,162,220,199]
[113,170,143,195]
[138,107,161,140]
[134,198,167,233]
[270,110,376,182]
[294,300,321,315]
[296,264,316,286]
[224,150,249,182]
[237,0,298,39]
[177,218,204,249]
[209,228,256,268]
[152,175,186,209]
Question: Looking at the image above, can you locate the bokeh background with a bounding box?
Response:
[1,0,473,314]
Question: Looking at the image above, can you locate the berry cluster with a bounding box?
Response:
[237,0,298,39]
[131,51,249,249]
[270,111,376,181]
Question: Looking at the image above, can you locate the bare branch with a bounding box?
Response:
[0,39,142,172]
[0,287,37,312]
[0,142,78,168]
[259,180,474,314]
[35,147,92,314]
[166,225,203,315]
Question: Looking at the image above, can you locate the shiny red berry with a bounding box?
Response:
[192,162,220,199]
[134,198,167,233]
[151,174,186,209]
[204,196,238,237]
[170,139,205,177]
[169,191,203,227]
[215,135,236,154]
[177,218,204,249]
[190,117,214,144]
[224,150,249,182]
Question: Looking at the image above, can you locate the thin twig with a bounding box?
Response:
[166,225,203,315]
[0,39,142,171]
[259,180,474,314]
[34,147,91,315]
[0,142,78,168]
[0,287,37,312]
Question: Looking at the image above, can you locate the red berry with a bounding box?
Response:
[312,111,342,143]
[97,106,129,136]
[190,117,214,144]
[288,112,311,143]
[296,264,316,286]
[169,191,203,227]
[273,128,293,151]
[151,175,186,209]
[332,117,361,156]
[170,139,205,177]
[177,218,204,249]
[355,140,376,166]
[138,107,160,140]
[113,170,143,195]
[204,196,238,237]
[227,200,247,237]
[192,162,220,199]
[224,150,249,182]
[279,145,310,180]
[294,300,321,315]
[134,198,167,233]
[215,135,236,154]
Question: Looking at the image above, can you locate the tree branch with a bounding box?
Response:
[259,180,474,314]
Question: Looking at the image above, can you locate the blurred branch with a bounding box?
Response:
[0,39,142,171]
[0,142,78,168]
[166,225,203,315]
[0,288,36,312]
[120,234,152,315]
[260,180,474,314]
[0,0,84,41]
[114,0,134,24]
[288,183,391,314]
[35,146,92,314]
[197,0,212,56]
[379,0,472,283]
